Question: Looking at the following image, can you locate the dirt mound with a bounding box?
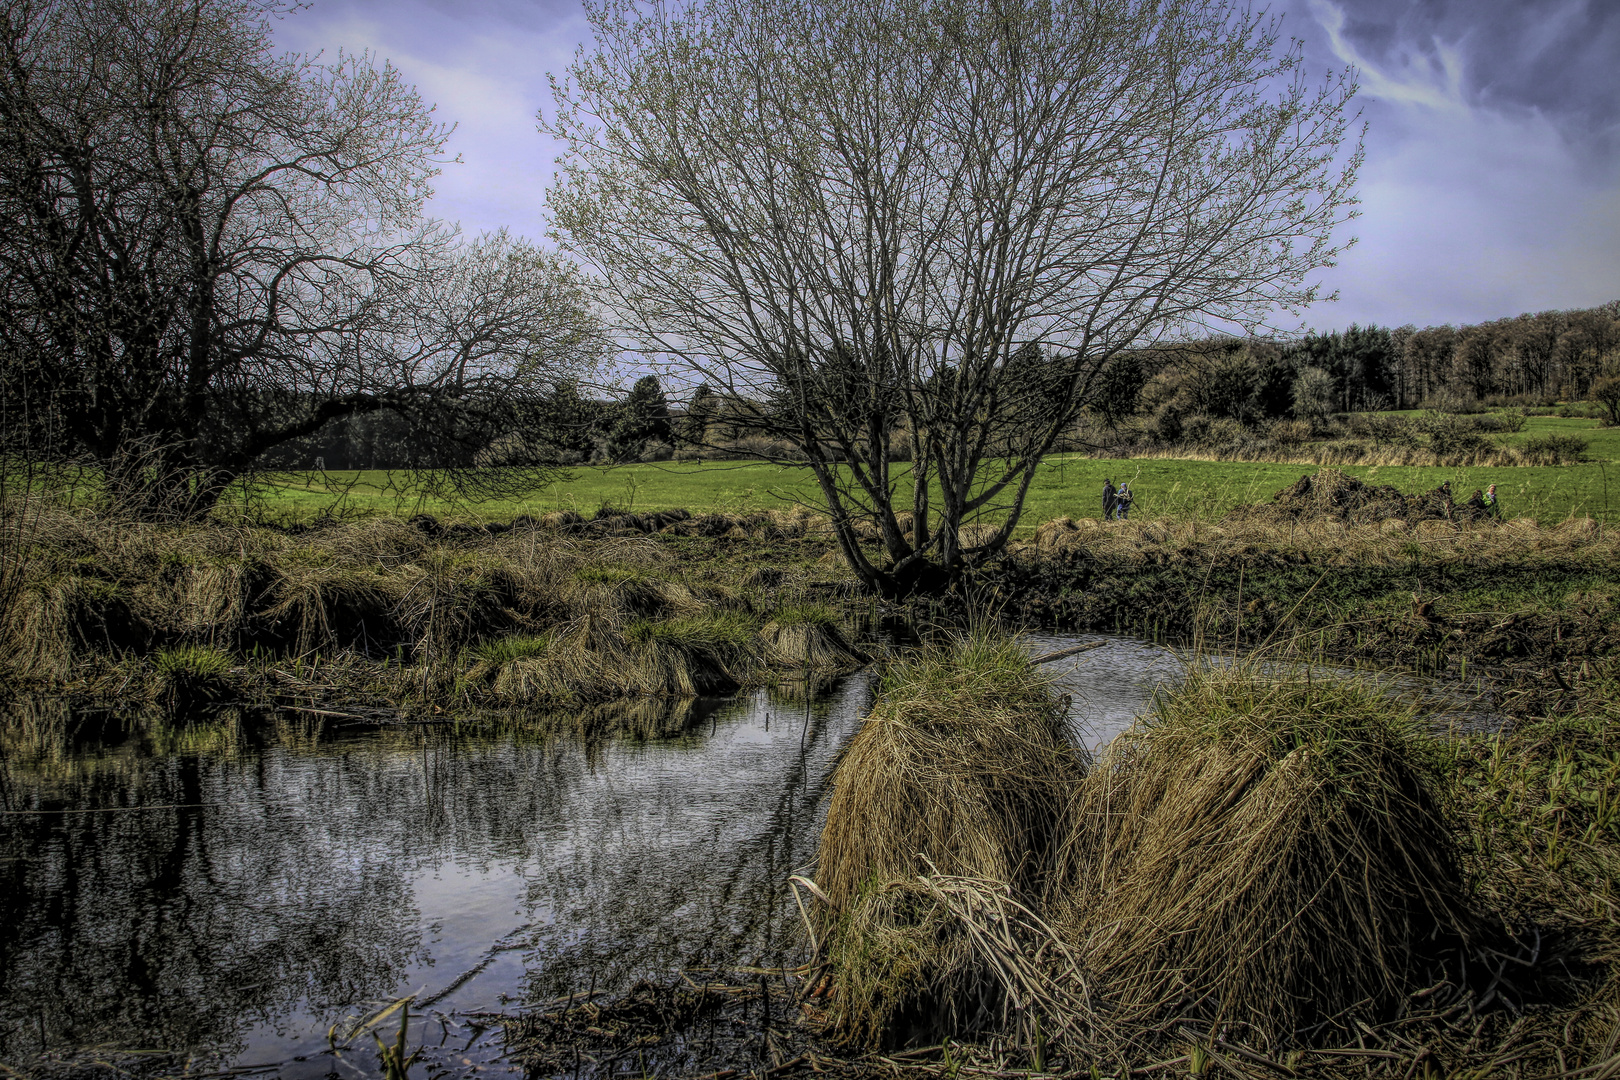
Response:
[1232,468,1455,524]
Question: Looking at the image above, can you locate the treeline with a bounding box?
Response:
[1110,301,1620,438]
[262,376,678,470]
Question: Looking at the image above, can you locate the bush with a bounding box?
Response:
[1347,412,1419,447]
[1180,414,1251,452]
[1590,375,1620,426]
[1520,432,1590,465]
[1266,417,1313,446]
[1418,411,1490,457]
[1491,407,1530,433]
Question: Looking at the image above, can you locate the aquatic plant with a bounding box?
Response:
[152,643,236,707]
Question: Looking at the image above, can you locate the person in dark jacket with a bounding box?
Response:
[1102,478,1117,520]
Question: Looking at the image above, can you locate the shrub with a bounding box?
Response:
[1520,432,1590,464]
[1266,417,1313,446]
[1491,407,1529,433]
[1179,414,1250,452]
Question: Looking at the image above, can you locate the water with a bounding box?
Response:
[0,634,1493,1076]
[0,686,868,1077]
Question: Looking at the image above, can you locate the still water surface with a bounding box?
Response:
[0,635,1473,1076]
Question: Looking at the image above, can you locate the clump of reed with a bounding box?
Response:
[805,646,1521,1065]
[760,604,867,670]
[813,634,1085,1043]
[623,610,760,695]
[1055,663,1475,1047]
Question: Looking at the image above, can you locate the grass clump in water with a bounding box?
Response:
[1056,663,1475,1047]
[813,634,1084,1044]
[152,644,236,708]
[621,611,759,696]
[762,604,865,670]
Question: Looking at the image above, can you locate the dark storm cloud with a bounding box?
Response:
[1318,0,1620,147]
[1286,0,1620,328]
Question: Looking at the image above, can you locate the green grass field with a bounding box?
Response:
[235,418,1620,531]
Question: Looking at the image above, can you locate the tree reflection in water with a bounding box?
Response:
[0,680,868,1069]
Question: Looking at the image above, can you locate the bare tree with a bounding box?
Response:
[0,0,604,518]
[543,0,1360,594]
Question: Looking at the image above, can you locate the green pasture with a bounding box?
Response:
[236,447,1620,532]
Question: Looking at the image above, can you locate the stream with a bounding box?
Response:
[0,634,1490,1077]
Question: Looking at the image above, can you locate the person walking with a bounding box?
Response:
[1102,478,1117,520]
[1115,482,1134,520]
[1482,483,1502,520]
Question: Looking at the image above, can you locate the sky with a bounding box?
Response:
[273,0,1620,335]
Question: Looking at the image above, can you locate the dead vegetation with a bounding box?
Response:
[1012,474,1617,673]
[1028,470,1611,567]
[798,639,1620,1077]
[812,635,1083,1045]
[0,504,866,707]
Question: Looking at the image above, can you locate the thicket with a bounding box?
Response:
[1069,301,1620,463]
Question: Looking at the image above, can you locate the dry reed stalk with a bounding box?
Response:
[1053,664,1475,1049]
[811,635,1086,1043]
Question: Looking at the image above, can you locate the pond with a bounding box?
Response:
[0,634,1489,1077]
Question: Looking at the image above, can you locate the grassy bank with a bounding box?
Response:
[0,504,868,710]
[998,512,1620,678]
[7,479,1619,704]
[796,636,1620,1076]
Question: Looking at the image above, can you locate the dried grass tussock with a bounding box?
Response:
[805,644,1620,1074]
[1055,667,1474,1042]
[813,635,1087,1043]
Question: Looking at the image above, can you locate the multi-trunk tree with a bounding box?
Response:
[0,0,604,518]
[544,0,1362,595]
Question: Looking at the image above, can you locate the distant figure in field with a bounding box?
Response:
[1102,478,1117,520]
[1482,483,1501,519]
[1115,482,1134,520]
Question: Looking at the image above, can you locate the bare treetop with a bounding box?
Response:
[546,0,1360,594]
[0,0,607,517]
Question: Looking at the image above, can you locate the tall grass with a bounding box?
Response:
[814,634,1084,1043]
[0,505,865,704]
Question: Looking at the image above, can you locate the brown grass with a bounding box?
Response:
[0,504,864,703]
[804,646,1619,1073]
[813,634,1085,1043]
[1053,664,1475,1047]
[1026,503,1611,570]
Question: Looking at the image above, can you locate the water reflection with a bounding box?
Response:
[0,682,871,1074]
[0,635,1491,1075]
